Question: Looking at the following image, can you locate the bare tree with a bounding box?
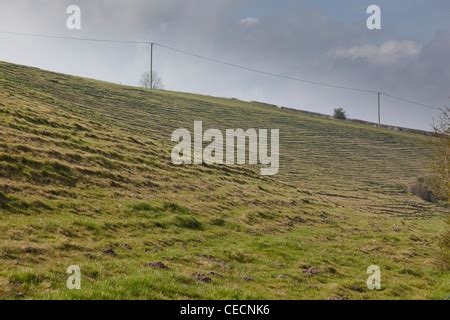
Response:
[429,107,449,201]
[432,106,450,271]
[140,71,164,89]
[409,107,449,202]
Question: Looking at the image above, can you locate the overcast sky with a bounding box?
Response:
[0,0,449,130]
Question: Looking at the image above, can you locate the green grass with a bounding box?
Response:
[0,61,448,300]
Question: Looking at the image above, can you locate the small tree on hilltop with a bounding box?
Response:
[333,107,347,120]
[140,71,164,89]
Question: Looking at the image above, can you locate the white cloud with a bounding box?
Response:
[331,40,421,64]
[239,17,259,26]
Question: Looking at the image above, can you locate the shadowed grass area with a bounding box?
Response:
[0,61,448,300]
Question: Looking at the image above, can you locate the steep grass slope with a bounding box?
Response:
[0,61,448,299]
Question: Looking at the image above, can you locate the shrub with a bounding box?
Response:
[411,108,449,203]
[408,177,436,202]
[428,107,449,201]
[333,107,347,120]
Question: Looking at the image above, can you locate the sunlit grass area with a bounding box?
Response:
[0,61,448,299]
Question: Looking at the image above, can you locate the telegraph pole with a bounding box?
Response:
[377,92,381,126]
[150,42,154,89]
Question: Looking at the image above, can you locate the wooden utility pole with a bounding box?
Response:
[150,42,154,89]
[378,92,381,126]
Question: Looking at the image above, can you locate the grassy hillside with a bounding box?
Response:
[0,61,448,299]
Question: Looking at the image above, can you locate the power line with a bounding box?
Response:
[0,30,441,111]
[0,31,375,93]
[154,44,441,111]
[0,31,149,44]
[154,42,377,94]
[381,93,439,110]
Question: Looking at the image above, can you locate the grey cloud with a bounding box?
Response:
[0,1,448,130]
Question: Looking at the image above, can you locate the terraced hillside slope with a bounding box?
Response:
[0,61,448,299]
